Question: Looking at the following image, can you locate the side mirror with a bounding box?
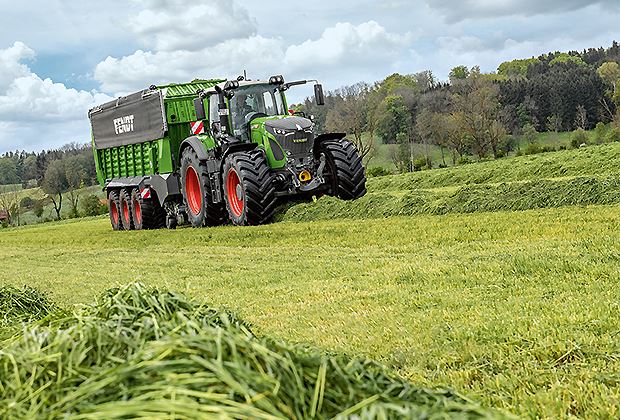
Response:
[193,97,206,121]
[314,83,325,106]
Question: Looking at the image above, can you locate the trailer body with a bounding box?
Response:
[91,80,224,187]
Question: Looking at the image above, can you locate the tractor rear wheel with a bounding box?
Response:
[320,139,366,200]
[131,188,166,230]
[223,150,277,226]
[119,188,135,230]
[108,190,123,231]
[180,147,227,227]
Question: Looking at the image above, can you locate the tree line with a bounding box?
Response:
[299,41,620,171]
[0,143,100,225]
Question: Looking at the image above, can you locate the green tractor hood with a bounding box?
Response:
[250,115,314,168]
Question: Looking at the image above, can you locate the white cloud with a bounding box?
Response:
[94,36,285,94]
[284,21,414,70]
[127,0,257,52]
[0,42,110,153]
[0,42,34,92]
[94,18,414,95]
[426,0,620,22]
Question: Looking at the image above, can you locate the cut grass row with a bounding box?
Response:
[368,142,620,191]
[279,143,620,222]
[1,205,620,418]
[281,175,620,221]
[0,283,493,419]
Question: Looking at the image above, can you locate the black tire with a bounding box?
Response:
[107,190,123,231]
[320,139,366,200]
[222,150,277,226]
[131,188,166,230]
[119,188,135,230]
[180,147,227,227]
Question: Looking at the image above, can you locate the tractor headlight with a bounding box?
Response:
[269,75,284,85]
[275,128,288,135]
[224,80,239,90]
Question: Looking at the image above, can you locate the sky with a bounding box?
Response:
[0,0,618,154]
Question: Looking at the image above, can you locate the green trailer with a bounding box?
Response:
[89,75,366,230]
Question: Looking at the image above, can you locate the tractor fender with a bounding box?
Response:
[313,133,346,157]
[180,136,209,161]
[220,142,259,169]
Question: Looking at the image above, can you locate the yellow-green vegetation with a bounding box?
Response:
[0,284,493,419]
[1,205,619,418]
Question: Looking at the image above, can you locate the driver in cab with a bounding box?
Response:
[232,93,255,134]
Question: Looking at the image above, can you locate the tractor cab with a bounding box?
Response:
[227,82,286,141]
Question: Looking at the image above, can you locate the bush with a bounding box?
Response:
[457,156,472,165]
[67,208,80,219]
[82,194,107,217]
[19,196,35,210]
[412,156,428,172]
[523,142,542,155]
[604,127,620,143]
[594,122,609,144]
[570,128,589,148]
[522,124,538,143]
[367,166,392,177]
[33,200,45,218]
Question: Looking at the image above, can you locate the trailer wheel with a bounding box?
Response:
[180,147,227,227]
[107,190,123,231]
[119,188,135,230]
[131,188,166,230]
[223,150,277,226]
[319,139,366,200]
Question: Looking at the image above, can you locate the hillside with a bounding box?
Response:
[2,144,620,418]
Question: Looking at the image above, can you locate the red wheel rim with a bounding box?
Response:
[122,199,130,224]
[133,199,142,225]
[111,201,119,225]
[185,166,202,215]
[226,168,244,217]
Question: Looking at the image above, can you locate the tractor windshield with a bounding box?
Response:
[230,84,285,138]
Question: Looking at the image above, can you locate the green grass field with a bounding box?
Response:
[2,142,620,418]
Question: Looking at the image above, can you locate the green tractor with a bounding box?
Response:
[89,75,366,230]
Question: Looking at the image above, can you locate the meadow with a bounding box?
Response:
[2,143,620,418]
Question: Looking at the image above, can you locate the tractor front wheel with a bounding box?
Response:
[222,150,277,226]
[320,139,366,200]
